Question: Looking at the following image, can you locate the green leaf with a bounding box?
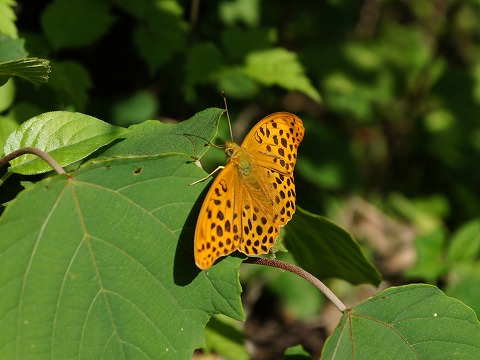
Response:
[184,42,224,102]
[0,77,15,111]
[185,42,224,87]
[0,154,244,359]
[322,284,480,359]
[219,0,261,26]
[4,111,128,174]
[100,107,225,159]
[221,27,276,61]
[133,6,187,73]
[284,344,311,359]
[446,263,480,319]
[244,48,322,102]
[48,61,92,110]
[0,0,18,38]
[41,0,116,50]
[267,254,324,320]
[0,33,26,62]
[218,66,260,99]
[285,207,381,285]
[204,315,248,360]
[447,219,480,265]
[406,229,447,282]
[0,115,18,155]
[0,57,51,86]
[111,90,160,126]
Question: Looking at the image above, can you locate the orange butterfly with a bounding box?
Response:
[194,112,304,270]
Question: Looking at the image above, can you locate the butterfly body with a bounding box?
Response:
[194,112,304,270]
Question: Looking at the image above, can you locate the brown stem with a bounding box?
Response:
[244,257,347,313]
[0,147,66,175]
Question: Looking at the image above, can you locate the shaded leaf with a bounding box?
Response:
[447,218,480,265]
[406,229,446,282]
[204,315,248,360]
[0,33,26,63]
[133,7,187,73]
[285,207,381,285]
[48,61,92,110]
[100,107,224,160]
[41,0,116,49]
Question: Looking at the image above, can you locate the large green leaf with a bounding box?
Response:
[100,107,224,159]
[4,111,128,174]
[0,154,244,359]
[285,207,381,285]
[322,284,480,359]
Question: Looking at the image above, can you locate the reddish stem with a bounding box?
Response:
[0,147,66,175]
[244,257,347,312]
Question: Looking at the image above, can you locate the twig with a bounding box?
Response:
[0,147,66,175]
[244,257,347,312]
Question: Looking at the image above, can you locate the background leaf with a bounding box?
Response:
[322,284,480,359]
[4,111,127,174]
[41,0,116,50]
[48,61,91,110]
[285,207,381,285]
[0,0,17,39]
[244,48,322,102]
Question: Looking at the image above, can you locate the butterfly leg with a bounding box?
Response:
[189,165,225,186]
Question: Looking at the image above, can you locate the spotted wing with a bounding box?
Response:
[194,163,244,270]
[241,112,304,176]
[236,186,280,256]
[240,112,304,228]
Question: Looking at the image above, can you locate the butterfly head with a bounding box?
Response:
[224,140,240,159]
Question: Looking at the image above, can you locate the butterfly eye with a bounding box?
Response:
[225,148,235,157]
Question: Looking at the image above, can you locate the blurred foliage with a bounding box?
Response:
[2,0,480,358]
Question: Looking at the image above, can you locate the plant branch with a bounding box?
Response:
[0,147,66,175]
[244,257,347,312]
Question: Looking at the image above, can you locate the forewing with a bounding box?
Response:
[241,112,304,176]
[194,163,243,270]
[240,112,302,227]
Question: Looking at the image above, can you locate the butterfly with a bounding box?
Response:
[194,112,304,270]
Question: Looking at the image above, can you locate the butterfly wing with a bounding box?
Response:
[241,112,304,176]
[236,112,304,255]
[194,112,304,268]
[237,187,280,256]
[194,163,243,270]
[242,112,303,224]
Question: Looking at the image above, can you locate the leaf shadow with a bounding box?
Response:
[173,181,210,285]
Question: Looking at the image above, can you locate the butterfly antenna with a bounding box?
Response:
[222,91,234,141]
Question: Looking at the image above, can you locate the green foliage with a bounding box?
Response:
[286,207,381,285]
[0,111,244,358]
[323,285,480,359]
[41,0,116,50]
[1,0,480,358]
[4,111,127,174]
